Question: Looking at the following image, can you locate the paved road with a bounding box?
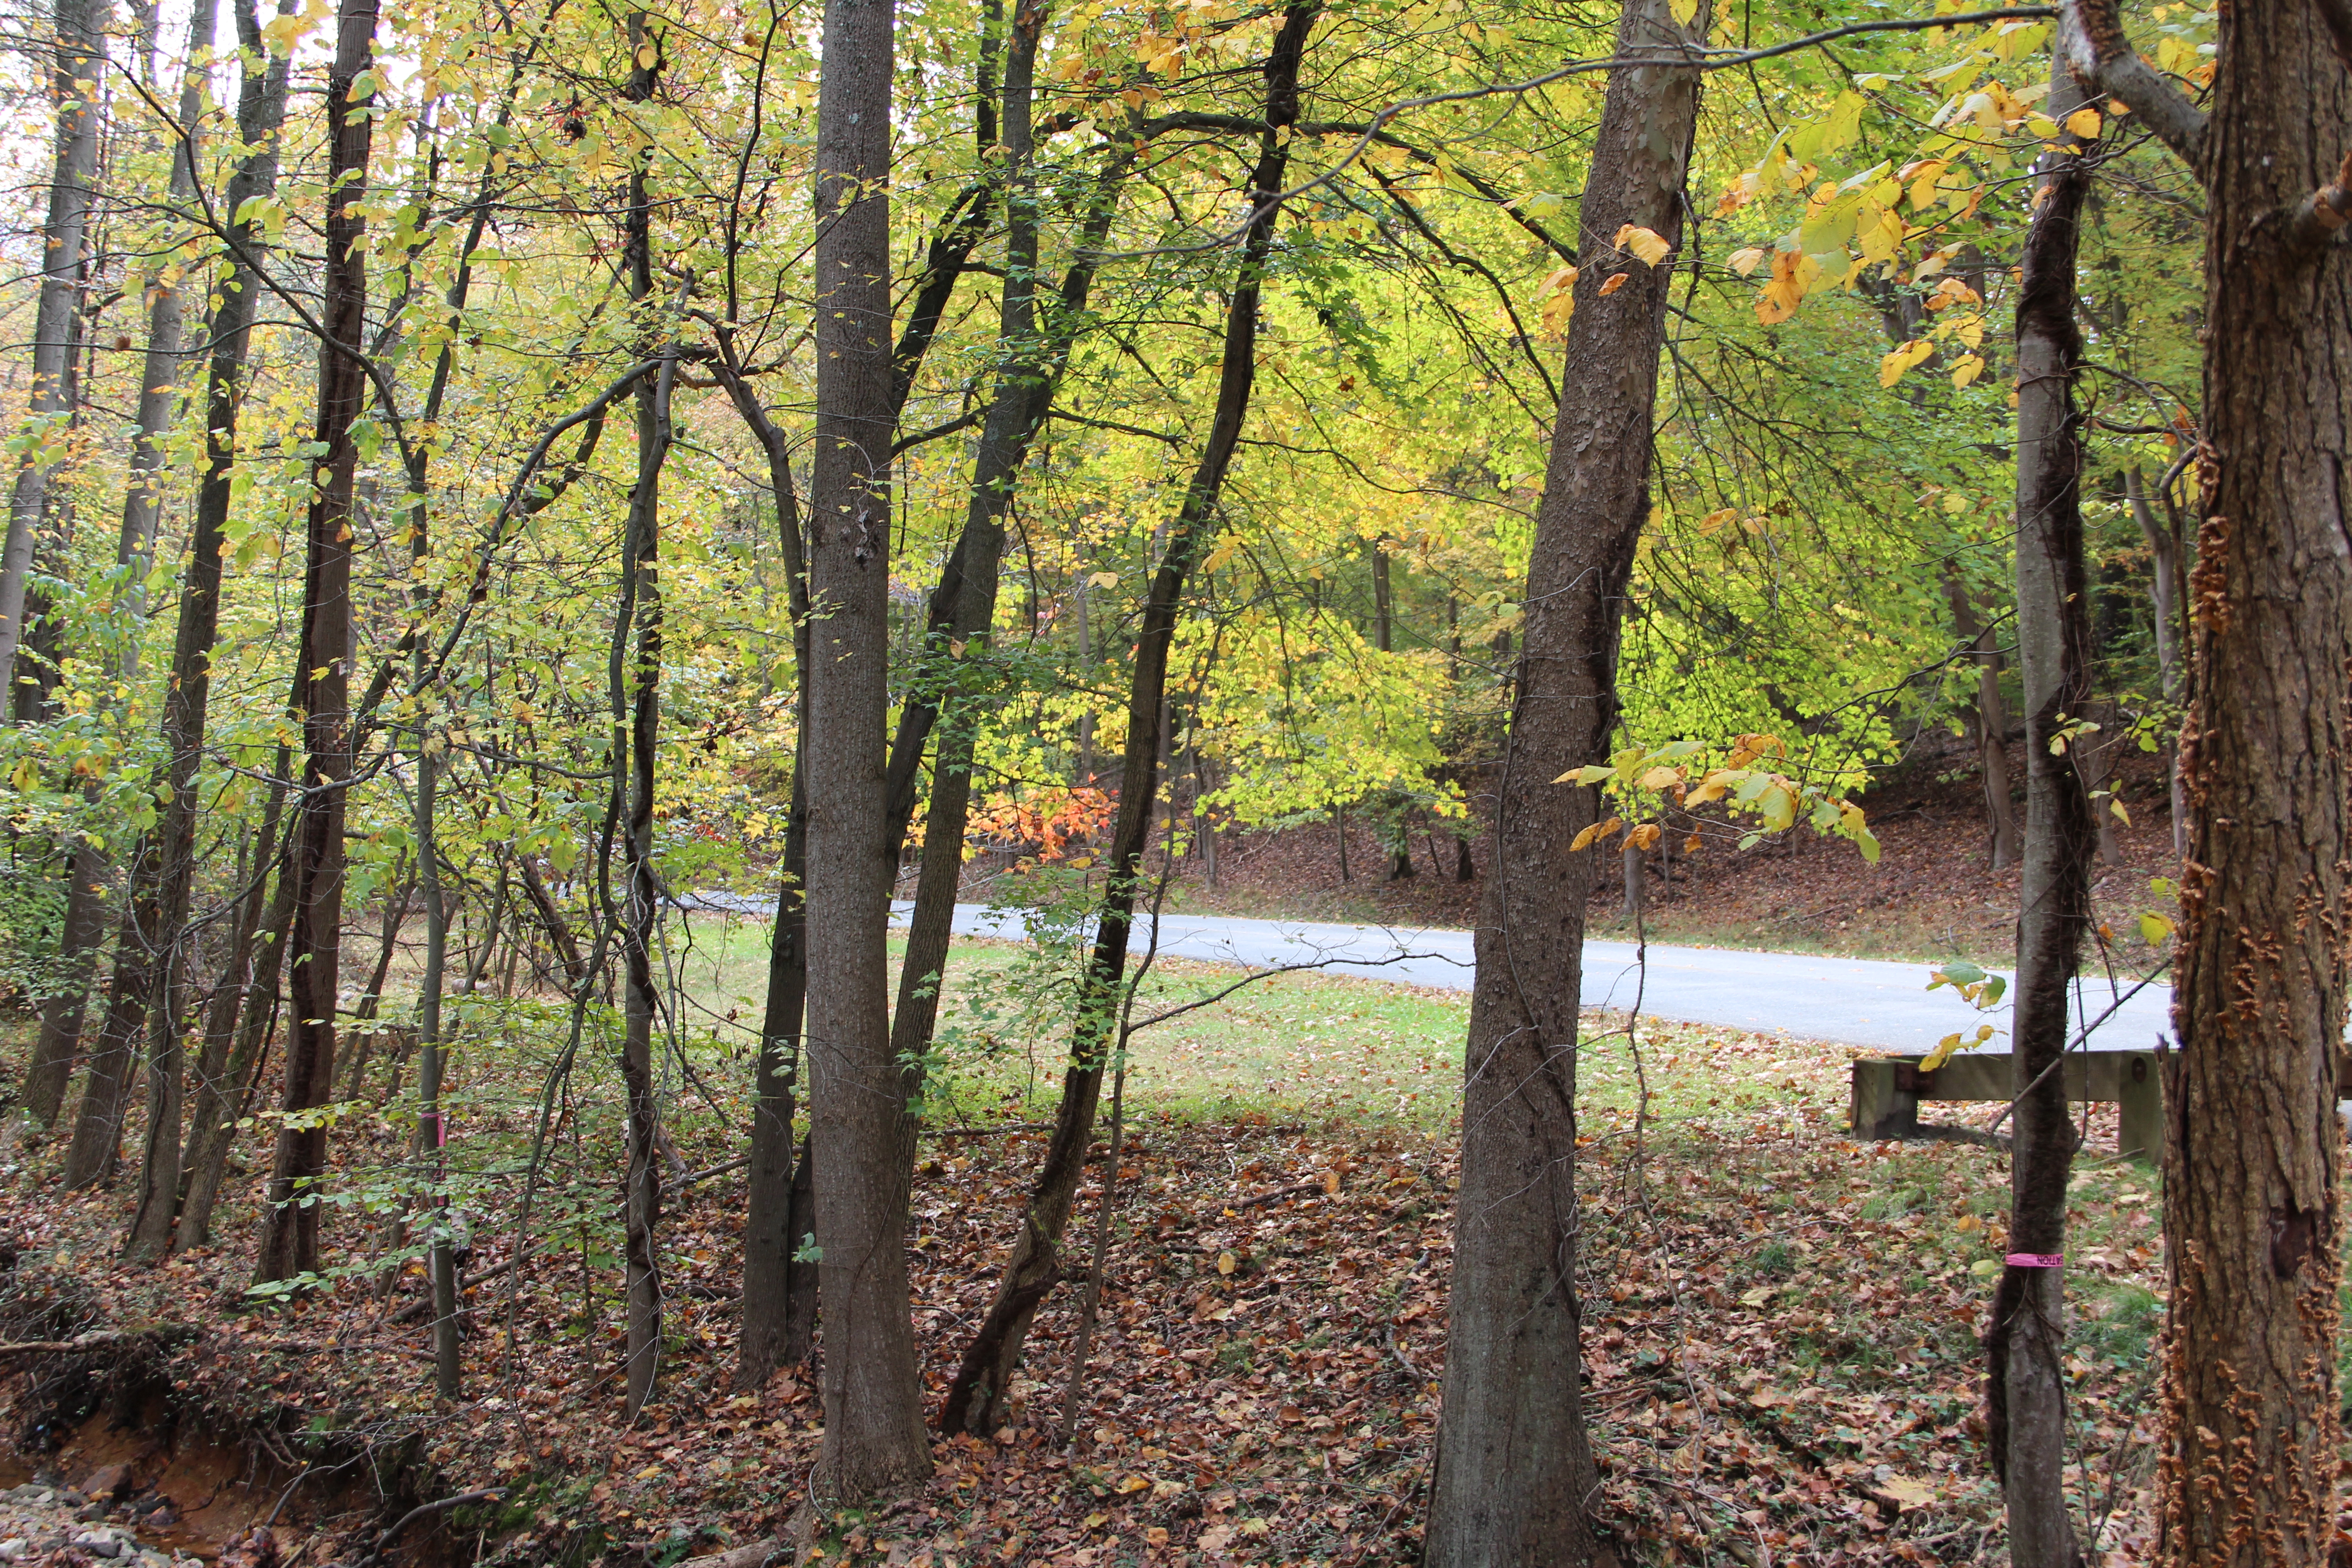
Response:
[682,891,2174,1056]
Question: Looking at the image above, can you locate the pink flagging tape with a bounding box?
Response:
[2004,1252,2063,1268]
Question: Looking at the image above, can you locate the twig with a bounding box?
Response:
[363,1488,509,1565]
[1383,1326,1425,1380]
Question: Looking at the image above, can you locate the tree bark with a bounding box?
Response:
[2145,0,2352,1558]
[255,0,378,1284]
[1422,0,1705,1559]
[613,15,672,1416]
[938,0,1316,1436]
[1984,38,2096,1567]
[0,0,106,696]
[802,0,930,1492]
[2126,465,2187,861]
[24,850,109,1125]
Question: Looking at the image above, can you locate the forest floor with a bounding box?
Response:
[0,907,2187,1567]
[964,729,2186,971]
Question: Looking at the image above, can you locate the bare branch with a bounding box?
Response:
[2064,0,2207,167]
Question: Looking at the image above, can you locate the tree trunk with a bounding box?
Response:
[803,0,929,1491]
[123,10,296,1240]
[1422,0,1705,1559]
[1984,39,2096,1567]
[24,850,109,1125]
[2147,0,2352,1558]
[2126,464,2187,861]
[0,0,105,695]
[1943,568,2022,871]
[1371,540,1392,653]
[938,1,1315,1435]
[255,0,378,1285]
[613,16,672,1416]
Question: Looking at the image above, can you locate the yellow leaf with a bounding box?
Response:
[2110,795,2132,825]
[1088,570,1120,589]
[1669,0,1697,23]
[1727,246,1766,277]
[1921,1033,1965,1072]
[1636,766,1683,789]
[1878,1474,1936,1511]
[1614,223,1672,266]
[1570,822,1604,852]
[1698,506,1738,535]
[1879,338,1934,387]
[2139,911,2176,945]
[1683,831,1703,854]
[1117,1475,1151,1494]
[2064,106,2102,139]
[1628,822,1662,851]
[1740,1285,1774,1307]
[1950,354,1985,389]
[1216,1250,1237,1275]
[1597,272,1630,296]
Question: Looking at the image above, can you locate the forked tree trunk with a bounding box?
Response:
[939,0,1316,1436]
[255,0,378,1284]
[802,0,930,1493]
[1984,38,2097,1567]
[1422,0,1705,1559]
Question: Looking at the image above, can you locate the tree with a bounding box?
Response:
[801,0,931,1495]
[0,0,107,702]
[1984,27,2101,1565]
[941,0,1319,1439]
[1423,0,1707,1559]
[255,0,381,1285]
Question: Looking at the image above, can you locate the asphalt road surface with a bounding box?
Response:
[681,892,2173,1057]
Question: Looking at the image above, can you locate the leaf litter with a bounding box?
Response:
[0,1009,2174,1566]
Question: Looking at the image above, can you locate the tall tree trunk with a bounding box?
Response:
[0,0,106,696]
[1421,0,1705,1559]
[803,0,929,1491]
[2126,464,2187,861]
[1985,39,2097,1567]
[938,0,1315,1435]
[51,0,290,1162]
[2138,0,2352,1557]
[255,0,378,1284]
[613,14,671,1416]
[1944,569,2023,870]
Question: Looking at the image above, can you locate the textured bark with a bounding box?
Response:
[2126,465,2187,861]
[24,850,109,1125]
[803,0,929,1491]
[2155,0,2352,1560]
[1421,0,1705,1559]
[1983,41,2095,1567]
[938,1,1314,1437]
[0,0,105,694]
[255,0,378,1284]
